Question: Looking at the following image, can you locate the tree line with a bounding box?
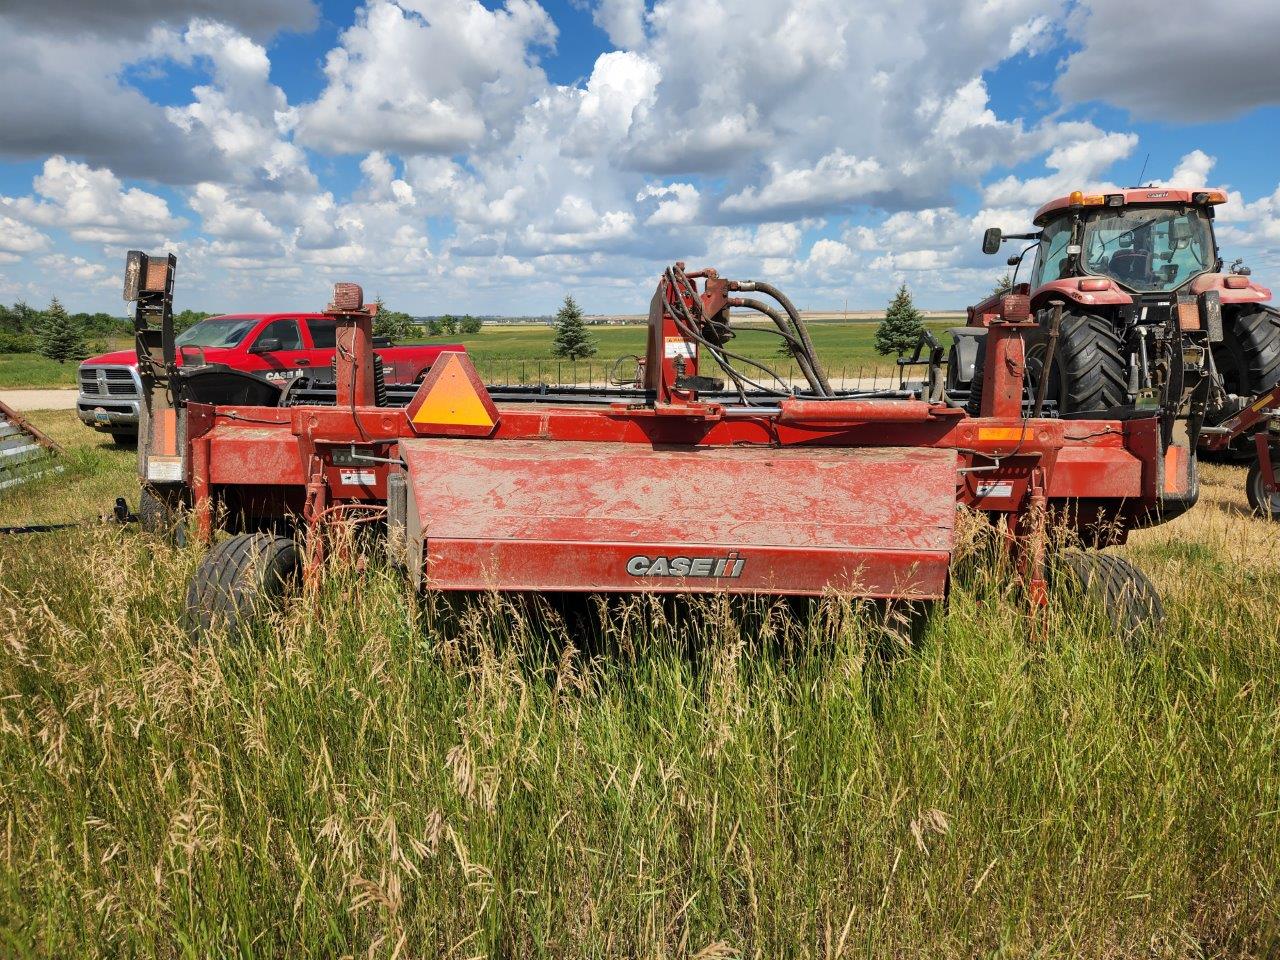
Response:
[371,300,483,341]
[0,298,215,363]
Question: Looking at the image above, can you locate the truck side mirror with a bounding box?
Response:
[982,227,1002,255]
[251,337,281,354]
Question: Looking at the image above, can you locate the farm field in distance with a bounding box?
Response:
[1,410,1278,955]
[0,316,963,389]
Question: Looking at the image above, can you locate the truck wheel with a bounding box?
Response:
[1216,307,1280,398]
[185,533,301,639]
[139,484,187,546]
[1052,550,1164,639]
[964,312,1126,417]
[1246,457,1280,520]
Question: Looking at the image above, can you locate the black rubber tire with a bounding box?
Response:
[965,342,987,416]
[945,344,964,394]
[1053,549,1165,639]
[965,311,1127,417]
[139,484,187,545]
[1216,307,1280,399]
[1036,311,1128,414]
[185,533,301,639]
[1246,456,1280,520]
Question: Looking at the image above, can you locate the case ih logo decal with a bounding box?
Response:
[1145,191,1169,199]
[627,552,746,578]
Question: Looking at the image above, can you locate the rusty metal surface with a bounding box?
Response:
[402,439,956,596]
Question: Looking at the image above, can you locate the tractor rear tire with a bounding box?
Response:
[1246,457,1280,520]
[1217,307,1280,399]
[964,311,1127,417]
[185,533,301,639]
[1053,549,1164,639]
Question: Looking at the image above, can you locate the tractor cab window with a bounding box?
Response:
[1082,206,1213,293]
[1030,217,1073,289]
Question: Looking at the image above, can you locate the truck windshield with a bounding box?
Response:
[175,318,257,348]
[1081,205,1214,293]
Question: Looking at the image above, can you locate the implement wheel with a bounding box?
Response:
[1053,550,1164,639]
[139,484,187,546]
[185,533,301,639]
[1246,457,1280,520]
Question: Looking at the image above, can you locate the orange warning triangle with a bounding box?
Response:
[406,351,499,436]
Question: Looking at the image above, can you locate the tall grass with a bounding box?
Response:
[2,502,1279,957]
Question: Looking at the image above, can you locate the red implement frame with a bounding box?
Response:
[1199,381,1280,507]
[175,267,1197,602]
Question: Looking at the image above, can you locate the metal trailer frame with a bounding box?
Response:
[127,255,1201,613]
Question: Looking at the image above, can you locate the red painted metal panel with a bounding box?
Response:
[1048,446,1142,499]
[207,426,307,485]
[402,439,957,597]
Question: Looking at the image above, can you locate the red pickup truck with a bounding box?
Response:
[77,312,463,441]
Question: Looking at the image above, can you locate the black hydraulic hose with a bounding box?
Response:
[735,280,832,395]
[664,272,792,398]
[731,297,823,395]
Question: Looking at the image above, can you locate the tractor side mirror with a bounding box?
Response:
[982,227,1003,255]
[251,337,281,354]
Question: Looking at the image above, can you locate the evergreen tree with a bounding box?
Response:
[37,297,86,363]
[874,283,926,357]
[552,295,597,361]
[990,272,1014,297]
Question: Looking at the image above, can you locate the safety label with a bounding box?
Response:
[975,481,1014,498]
[146,456,184,483]
[339,469,377,486]
[664,337,696,359]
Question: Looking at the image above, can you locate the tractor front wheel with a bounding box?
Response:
[1246,456,1280,520]
[1052,549,1164,640]
[185,533,301,639]
[965,310,1127,417]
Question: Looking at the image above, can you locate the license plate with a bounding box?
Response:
[93,409,112,423]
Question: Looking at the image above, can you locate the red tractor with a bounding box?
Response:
[949,188,1280,428]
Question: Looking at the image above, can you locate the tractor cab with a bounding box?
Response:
[1036,199,1216,295]
[950,189,1280,456]
[1019,190,1227,302]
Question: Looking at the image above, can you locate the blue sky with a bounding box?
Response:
[2,0,1280,316]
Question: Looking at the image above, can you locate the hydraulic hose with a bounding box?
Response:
[733,280,833,395]
[729,297,823,395]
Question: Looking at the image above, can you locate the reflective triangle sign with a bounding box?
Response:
[405,351,499,437]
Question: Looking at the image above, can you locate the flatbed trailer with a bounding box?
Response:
[124,255,1200,634]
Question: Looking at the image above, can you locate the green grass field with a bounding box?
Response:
[1,412,1279,956]
[0,352,82,389]
[0,321,955,390]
